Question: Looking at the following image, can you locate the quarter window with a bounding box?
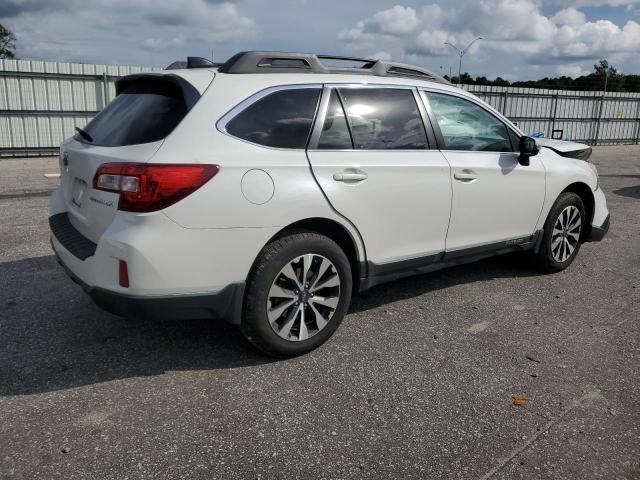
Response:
[338,88,428,150]
[425,92,512,152]
[225,88,320,149]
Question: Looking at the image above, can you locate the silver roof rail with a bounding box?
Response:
[215,51,451,85]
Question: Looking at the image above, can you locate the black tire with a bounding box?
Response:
[534,192,586,273]
[240,231,352,357]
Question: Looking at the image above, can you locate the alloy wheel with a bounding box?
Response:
[266,254,341,341]
[551,205,582,263]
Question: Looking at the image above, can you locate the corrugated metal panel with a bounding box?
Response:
[1,59,160,156]
[465,85,640,144]
[2,63,640,156]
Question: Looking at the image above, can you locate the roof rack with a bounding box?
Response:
[215,51,450,85]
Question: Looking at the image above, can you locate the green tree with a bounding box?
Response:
[594,59,623,91]
[0,23,16,59]
[493,77,510,87]
[450,72,474,85]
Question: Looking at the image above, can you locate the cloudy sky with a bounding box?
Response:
[2,0,640,80]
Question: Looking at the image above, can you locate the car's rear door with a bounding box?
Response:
[306,85,452,274]
[421,90,546,252]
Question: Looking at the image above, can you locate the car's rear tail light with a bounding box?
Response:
[93,163,219,212]
[119,260,129,288]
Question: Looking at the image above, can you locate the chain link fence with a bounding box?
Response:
[1,59,639,157]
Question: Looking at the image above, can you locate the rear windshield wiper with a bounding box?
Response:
[75,126,93,143]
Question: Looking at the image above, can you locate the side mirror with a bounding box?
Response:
[518,136,539,166]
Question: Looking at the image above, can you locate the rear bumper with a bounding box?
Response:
[52,242,245,322]
[586,213,610,242]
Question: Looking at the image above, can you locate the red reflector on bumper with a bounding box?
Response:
[119,260,129,288]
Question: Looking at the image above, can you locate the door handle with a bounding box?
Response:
[454,170,478,182]
[333,170,368,183]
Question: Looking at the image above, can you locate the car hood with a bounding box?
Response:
[535,138,592,161]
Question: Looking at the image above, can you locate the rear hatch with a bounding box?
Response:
[58,72,213,243]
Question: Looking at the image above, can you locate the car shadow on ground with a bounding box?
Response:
[0,253,540,396]
[350,252,540,314]
[613,185,640,199]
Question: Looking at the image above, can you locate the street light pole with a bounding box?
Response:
[444,36,483,87]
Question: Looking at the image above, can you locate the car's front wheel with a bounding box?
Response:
[240,231,352,357]
[534,192,586,273]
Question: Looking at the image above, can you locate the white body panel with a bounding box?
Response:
[307,150,451,263]
[533,147,601,231]
[51,187,280,295]
[57,139,162,243]
[443,150,546,250]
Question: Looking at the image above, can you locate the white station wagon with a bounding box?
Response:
[50,51,610,356]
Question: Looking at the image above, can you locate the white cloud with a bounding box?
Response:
[557,64,587,77]
[366,5,420,36]
[143,34,185,51]
[368,50,392,60]
[551,8,587,26]
[550,0,639,5]
[338,0,640,66]
[4,0,254,65]
[102,0,255,43]
[2,0,639,80]
[551,19,640,60]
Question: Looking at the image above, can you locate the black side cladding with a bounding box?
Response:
[49,213,97,260]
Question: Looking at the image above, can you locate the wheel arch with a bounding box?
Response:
[268,217,366,292]
[561,182,595,240]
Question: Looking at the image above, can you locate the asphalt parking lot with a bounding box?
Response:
[0,147,638,480]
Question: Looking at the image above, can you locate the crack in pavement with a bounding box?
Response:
[0,190,55,200]
[478,390,604,480]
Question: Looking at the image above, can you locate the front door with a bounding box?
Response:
[422,90,546,252]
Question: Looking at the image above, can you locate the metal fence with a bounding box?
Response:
[463,84,640,145]
[1,59,640,157]
[0,59,159,157]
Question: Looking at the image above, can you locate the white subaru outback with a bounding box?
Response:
[50,52,610,356]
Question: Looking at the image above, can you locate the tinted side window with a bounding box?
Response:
[338,88,428,150]
[318,90,353,149]
[425,92,511,152]
[226,88,320,149]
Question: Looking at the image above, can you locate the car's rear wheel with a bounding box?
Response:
[240,231,352,357]
[534,192,586,273]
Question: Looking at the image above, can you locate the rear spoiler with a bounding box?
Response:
[115,73,201,111]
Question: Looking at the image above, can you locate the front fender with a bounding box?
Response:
[535,149,599,232]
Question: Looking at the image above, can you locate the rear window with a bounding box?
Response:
[76,79,188,147]
[338,88,428,150]
[225,88,321,149]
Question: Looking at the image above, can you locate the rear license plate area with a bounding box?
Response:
[71,177,87,209]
